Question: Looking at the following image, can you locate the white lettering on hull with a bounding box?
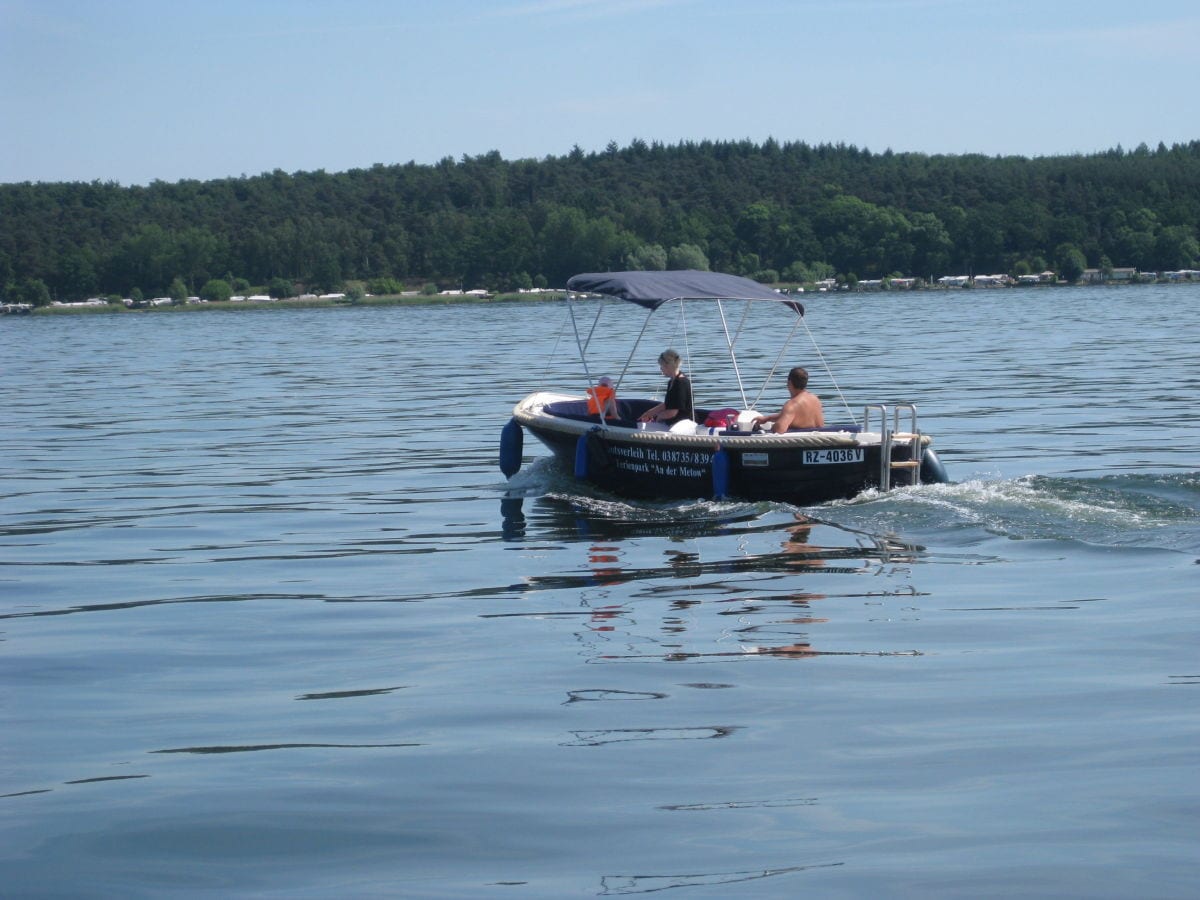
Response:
[606,442,713,479]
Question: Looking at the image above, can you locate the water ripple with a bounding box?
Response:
[151,742,421,755]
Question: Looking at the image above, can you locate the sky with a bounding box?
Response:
[2,0,1198,186]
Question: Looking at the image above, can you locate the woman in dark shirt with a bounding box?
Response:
[637,349,694,426]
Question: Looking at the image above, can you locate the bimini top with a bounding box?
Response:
[566,269,803,313]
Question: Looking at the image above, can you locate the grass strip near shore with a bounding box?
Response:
[28,292,567,315]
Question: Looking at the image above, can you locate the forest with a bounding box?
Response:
[2,138,1200,305]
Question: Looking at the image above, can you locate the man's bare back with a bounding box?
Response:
[771,390,824,432]
[752,366,825,433]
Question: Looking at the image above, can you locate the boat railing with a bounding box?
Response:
[863,403,925,491]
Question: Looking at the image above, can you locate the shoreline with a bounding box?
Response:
[6,278,1197,317]
[8,292,565,316]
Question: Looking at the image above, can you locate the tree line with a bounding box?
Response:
[3,138,1199,305]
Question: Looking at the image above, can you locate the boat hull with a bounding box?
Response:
[509,393,945,506]
[536,425,885,503]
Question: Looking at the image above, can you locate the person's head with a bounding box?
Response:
[787,366,810,392]
[658,349,681,375]
[597,375,613,388]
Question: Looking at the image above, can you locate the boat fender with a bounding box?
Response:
[578,427,615,480]
[712,446,730,499]
[920,448,949,484]
[500,418,524,478]
[571,427,590,480]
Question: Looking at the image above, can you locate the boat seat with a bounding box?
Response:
[543,398,652,429]
[691,408,858,433]
[802,424,861,433]
[543,400,860,434]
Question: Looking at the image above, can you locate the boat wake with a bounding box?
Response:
[503,456,1198,554]
[825,471,1199,554]
[484,464,1188,665]
[503,457,766,526]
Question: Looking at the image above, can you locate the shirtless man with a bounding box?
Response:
[752,366,824,433]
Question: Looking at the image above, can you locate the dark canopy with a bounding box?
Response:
[566,270,802,313]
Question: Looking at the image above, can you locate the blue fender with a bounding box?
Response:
[920,447,949,484]
[577,428,614,482]
[574,431,590,479]
[712,446,730,499]
[500,418,523,478]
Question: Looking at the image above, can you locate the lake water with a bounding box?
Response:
[2,285,1198,898]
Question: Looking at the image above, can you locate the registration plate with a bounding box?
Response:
[803,448,864,465]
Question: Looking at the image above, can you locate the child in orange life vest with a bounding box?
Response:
[587,375,618,419]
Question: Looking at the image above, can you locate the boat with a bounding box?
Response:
[500,270,948,505]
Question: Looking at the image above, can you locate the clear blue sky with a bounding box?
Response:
[3,0,1197,186]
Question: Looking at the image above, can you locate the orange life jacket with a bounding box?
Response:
[586,384,615,414]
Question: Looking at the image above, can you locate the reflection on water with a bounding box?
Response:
[499,495,931,662]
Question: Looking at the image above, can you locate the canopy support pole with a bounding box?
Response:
[565,293,595,389]
[715,299,750,409]
[799,314,854,421]
[615,309,658,395]
[751,309,805,409]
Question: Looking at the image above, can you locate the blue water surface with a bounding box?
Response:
[2,285,1198,897]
